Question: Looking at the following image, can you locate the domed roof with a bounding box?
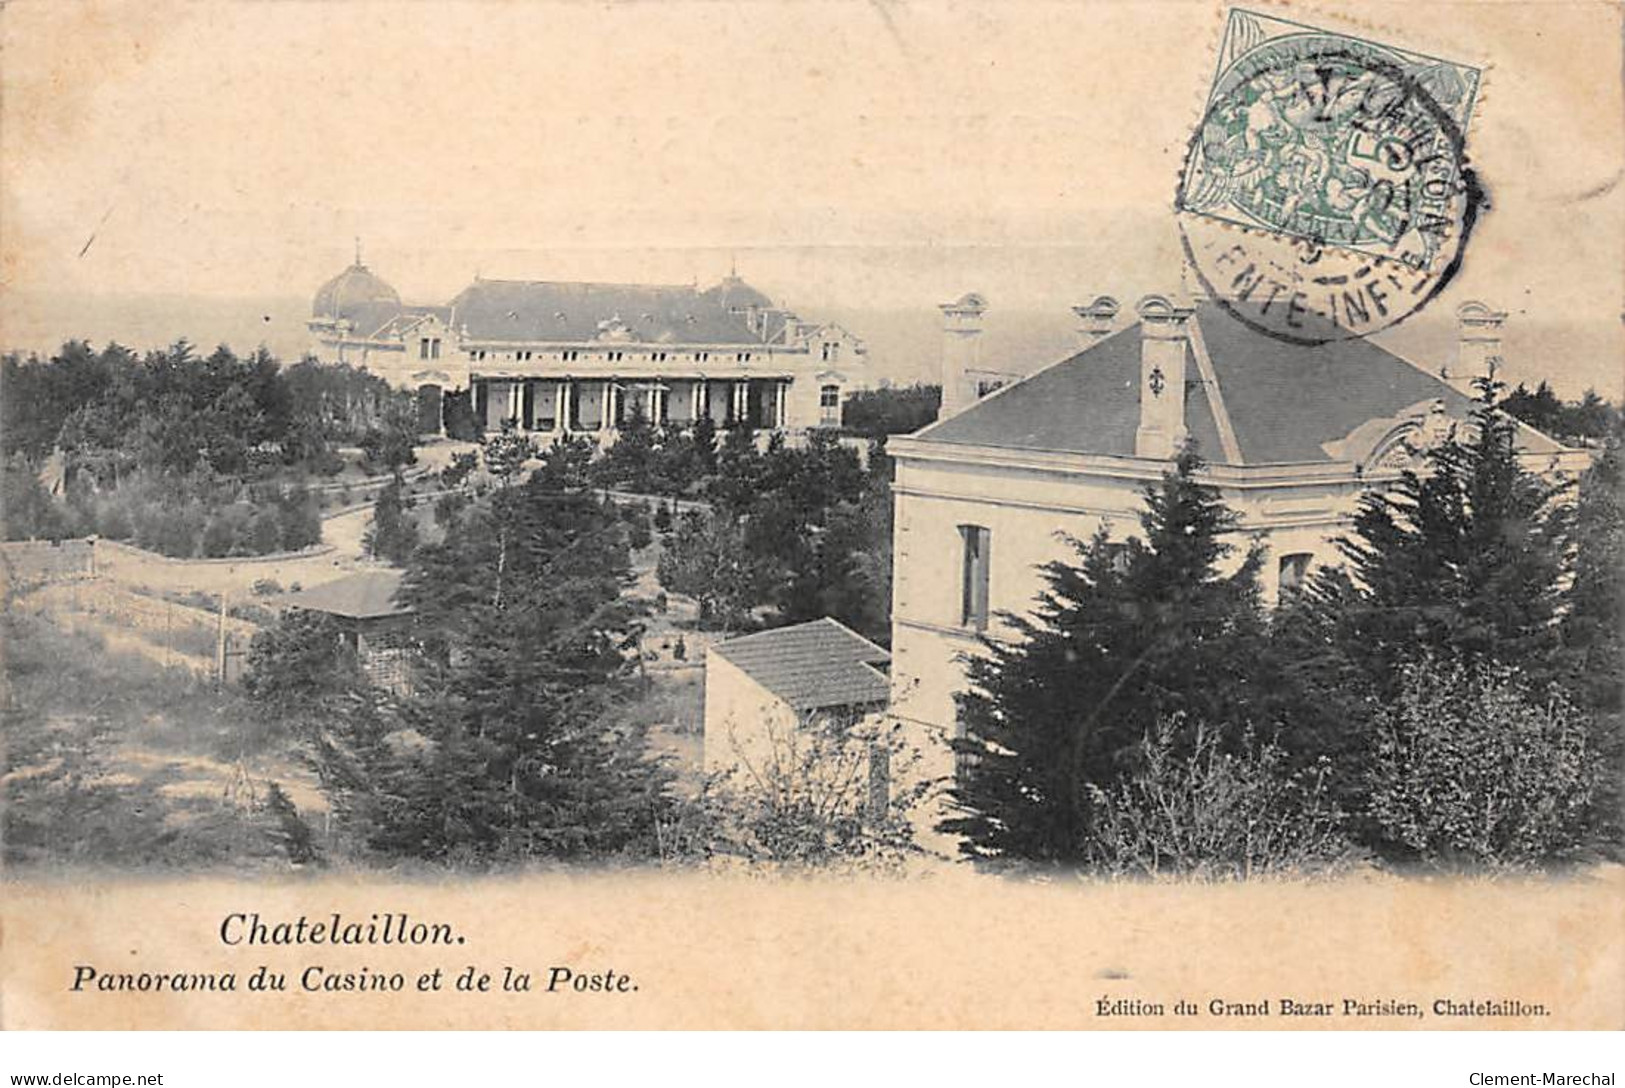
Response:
[312,262,401,321]
[702,275,773,313]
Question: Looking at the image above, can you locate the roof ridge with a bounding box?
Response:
[462,278,701,292]
[1187,314,1245,465]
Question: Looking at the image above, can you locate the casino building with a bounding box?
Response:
[308,255,871,435]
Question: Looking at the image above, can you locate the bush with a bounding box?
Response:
[200,515,237,558]
[277,485,322,551]
[1085,716,1359,880]
[95,496,135,541]
[249,509,283,554]
[1367,658,1599,869]
[677,715,931,873]
[251,578,284,597]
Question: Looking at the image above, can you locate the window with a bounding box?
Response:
[419,338,431,360]
[1279,553,1312,598]
[959,524,991,631]
[694,351,710,363]
[430,339,441,360]
[819,383,840,425]
[976,378,1006,398]
[1104,541,1131,575]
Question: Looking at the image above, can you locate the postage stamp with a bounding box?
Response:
[1177,8,1484,344]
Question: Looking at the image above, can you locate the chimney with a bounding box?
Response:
[1072,296,1121,346]
[1451,301,1507,392]
[938,292,988,421]
[1135,294,1195,460]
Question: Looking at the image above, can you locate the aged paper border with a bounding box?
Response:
[3,0,1622,1031]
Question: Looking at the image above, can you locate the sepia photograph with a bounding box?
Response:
[1,0,1621,1039]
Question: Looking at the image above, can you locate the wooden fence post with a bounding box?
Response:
[216,591,228,688]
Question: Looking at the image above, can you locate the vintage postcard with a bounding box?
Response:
[1,0,1621,1032]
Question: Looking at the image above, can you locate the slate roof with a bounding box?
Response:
[711,617,891,712]
[284,569,409,620]
[312,263,401,321]
[917,302,1563,465]
[449,278,768,346]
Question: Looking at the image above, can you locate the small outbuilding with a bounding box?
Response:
[283,569,414,693]
[703,617,891,776]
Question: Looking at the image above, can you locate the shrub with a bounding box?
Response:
[1085,716,1359,880]
[440,451,479,490]
[276,485,322,551]
[95,496,135,541]
[679,714,931,873]
[201,515,237,558]
[249,509,283,554]
[1367,658,1599,869]
[251,578,284,597]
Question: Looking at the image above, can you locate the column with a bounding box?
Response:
[599,381,616,435]
[774,381,787,429]
[732,381,748,425]
[507,381,521,426]
[645,386,659,424]
[554,381,568,433]
[696,379,708,422]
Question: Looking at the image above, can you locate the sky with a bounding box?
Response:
[2,0,1621,395]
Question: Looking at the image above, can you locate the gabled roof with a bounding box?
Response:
[916,303,1564,466]
[449,279,768,346]
[284,569,409,620]
[711,617,890,712]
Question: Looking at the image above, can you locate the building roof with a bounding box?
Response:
[916,302,1565,466]
[284,569,410,620]
[312,263,402,325]
[711,617,891,712]
[449,278,770,346]
[701,274,774,313]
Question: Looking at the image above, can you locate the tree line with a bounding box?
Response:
[945,391,1622,875]
[2,341,419,555]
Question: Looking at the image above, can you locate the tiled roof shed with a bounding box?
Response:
[283,570,410,620]
[711,617,891,713]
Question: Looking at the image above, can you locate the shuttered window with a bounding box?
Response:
[959,524,991,631]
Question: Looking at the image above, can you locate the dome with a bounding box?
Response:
[312,262,401,321]
[703,275,773,313]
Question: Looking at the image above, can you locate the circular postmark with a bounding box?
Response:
[1177,33,1484,345]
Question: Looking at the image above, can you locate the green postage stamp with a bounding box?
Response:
[1178,8,1484,343]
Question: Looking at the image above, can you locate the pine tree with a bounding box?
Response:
[1561,438,1623,851]
[1290,392,1572,700]
[317,467,674,863]
[942,447,1266,866]
[363,474,419,566]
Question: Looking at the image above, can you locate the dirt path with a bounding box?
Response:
[95,504,379,599]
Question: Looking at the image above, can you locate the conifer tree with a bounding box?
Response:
[315,466,673,863]
[1283,390,1573,710]
[1560,438,1623,850]
[363,474,419,566]
[942,447,1266,865]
